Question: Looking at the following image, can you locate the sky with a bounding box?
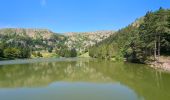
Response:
[0,0,170,33]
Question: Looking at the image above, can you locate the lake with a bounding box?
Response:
[0,58,170,100]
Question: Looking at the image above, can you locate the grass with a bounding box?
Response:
[42,52,58,58]
[79,52,90,58]
[31,51,59,58]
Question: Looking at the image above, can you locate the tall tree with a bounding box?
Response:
[140,8,169,61]
[154,8,169,61]
[0,43,4,57]
[155,8,163,61]
[140,11,157,61]
[168,13,170,28]
[70,48,77,57]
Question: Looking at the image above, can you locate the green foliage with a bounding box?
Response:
[0,42,31,59]
[32,52,43,57]
[0,43,4,57]
[3,48,21,59]
[0,28,67,60]
[56,47,77,57]
[140,8,170,56]
[48,47,53,53]
[70,48,77,57]
[19,47,31,58]
[37,52,43,57]
[32,52,37,57]
[168,16,170,28]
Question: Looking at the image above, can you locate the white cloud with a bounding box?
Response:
[41,0,47,7]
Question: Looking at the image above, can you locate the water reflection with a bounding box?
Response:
[0,59,113,87]
[0,58,170,100]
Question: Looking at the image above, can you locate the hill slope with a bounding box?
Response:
[89,8,170,63]
[65,31,115,53]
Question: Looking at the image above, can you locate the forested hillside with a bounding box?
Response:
[89,8,170,63]
[0,28,66,59]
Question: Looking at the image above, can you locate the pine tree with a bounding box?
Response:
[70,48,77,57]
[0,43,4,57]
[139,11,157,61]
[168,14,170,28]
[154,8,169,61]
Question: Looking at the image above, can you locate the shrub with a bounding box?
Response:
[3,48,21,59]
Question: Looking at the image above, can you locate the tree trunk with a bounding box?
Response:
[158,35,160,62]
[154,35,157,61]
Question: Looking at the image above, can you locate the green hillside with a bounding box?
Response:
[89,8,170,63]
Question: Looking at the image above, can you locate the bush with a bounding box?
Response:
[70,48,77,57]
[37,52,43,57]
[3,48,21,59]
[57,48,77,57]
[48,47,53,53]
[20,47,31,58]
[0,43,4,57]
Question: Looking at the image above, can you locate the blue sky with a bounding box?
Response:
[0,0,169,33]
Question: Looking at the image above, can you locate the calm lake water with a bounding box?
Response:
[0,58,170,100]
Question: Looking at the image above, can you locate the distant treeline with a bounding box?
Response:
[89,8,170,63]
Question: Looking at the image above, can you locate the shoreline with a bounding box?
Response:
[1,56,170,72]
[149,62,170,72]
[0,57,93,66]
[148,56,170,72]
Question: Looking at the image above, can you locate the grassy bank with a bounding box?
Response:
[31,52,59,58]
[79,52,90,58]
